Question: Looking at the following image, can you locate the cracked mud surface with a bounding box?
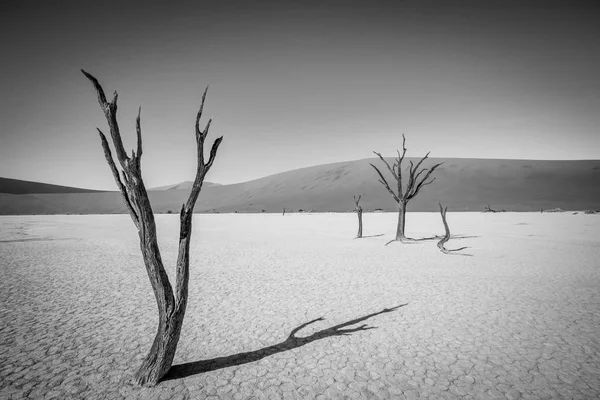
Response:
[1,213,599,399]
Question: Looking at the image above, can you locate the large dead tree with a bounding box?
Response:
[370,135,443,242]
[82,70,223,386]
[437,203,471,256]
[354,195,363,238]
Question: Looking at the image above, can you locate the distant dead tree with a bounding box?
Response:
[484,204,497,213]
[484,204,509,213]
[82,70,223,387]
[370,135,443,243]
[354,195,363,238]
[437,203,471,256]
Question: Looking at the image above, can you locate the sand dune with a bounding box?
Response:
[149,181,222,191]
[1,157,599,214]
[0,177,103,195]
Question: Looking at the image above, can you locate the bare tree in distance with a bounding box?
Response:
[437,203,471,256]
[370,135,443,243]
[354,195,363,238]
[82,70,223,386]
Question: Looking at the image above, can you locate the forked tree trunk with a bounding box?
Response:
[396,201,407,240]
[132,208,194,385]
[82,70,222,387]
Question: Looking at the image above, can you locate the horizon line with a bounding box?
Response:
[1,155,599,192]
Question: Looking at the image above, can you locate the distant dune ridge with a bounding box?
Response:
[149,181,222,191]
[1,157,599,214]
[0,177,103,195]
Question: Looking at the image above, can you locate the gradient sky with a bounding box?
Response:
[1,0,599,190]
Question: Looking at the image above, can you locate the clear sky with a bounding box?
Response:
[1,0,599,190]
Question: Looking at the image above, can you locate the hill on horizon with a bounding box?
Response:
[1,157,599,215]
[149,181,222,191]
[0,177,104,195]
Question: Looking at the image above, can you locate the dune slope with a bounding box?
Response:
[1,158,599,214]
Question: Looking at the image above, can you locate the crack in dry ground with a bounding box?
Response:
[1,213,599,399]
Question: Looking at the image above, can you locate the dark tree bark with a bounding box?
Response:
[396,201,407,240]
[82,70,223,387]
[354,195,363,238]
[437,203,470,256]
[370,135,443,242]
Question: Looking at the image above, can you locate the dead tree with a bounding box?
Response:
[484,204,496,213]
[437,203,471,256]
[82,70,223,387]
[354,195,363,238]
[370,135,443,242]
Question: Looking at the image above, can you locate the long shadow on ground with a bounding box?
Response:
[355,234,385,239]
[163,304,407,381]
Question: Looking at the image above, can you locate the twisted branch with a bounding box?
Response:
[438,203,471,256]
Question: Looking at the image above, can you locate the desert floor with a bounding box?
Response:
[1,212,599,399]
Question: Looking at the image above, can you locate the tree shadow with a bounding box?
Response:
[162,304,407,382]
[354,234,385,239]
[385,234,479,246]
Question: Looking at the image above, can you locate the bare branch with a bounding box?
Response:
[411,152,431,177]
[448,246,469,252]
[406,160,415,194]
[407,162,443,200]
[438,203,471,256]
[195,87,209,139]
[373,152,398,181]
[81,69,108,105]
[97,129,140,229]
[370,163,400,203]
[398,134,407,166]
[82,70,129,168]
[406,152,432,194]
[410,167,428,189]
[136,106,143,165]
[205,136,223,170]
[184,90,223,213]
[203,119,212,140]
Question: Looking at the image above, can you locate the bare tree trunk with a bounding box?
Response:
[357,207,363,238]
[354,195,363,238]
[132,206,195,385]
[82,70,222,387]
[396,201,407,240]
[133,305,184,386]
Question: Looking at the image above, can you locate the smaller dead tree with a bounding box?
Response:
[437,203,471,256]
[354,195,363,238]
[484,204,497,213]
[371,135,443,242]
